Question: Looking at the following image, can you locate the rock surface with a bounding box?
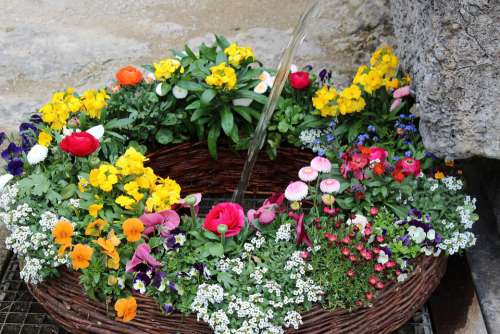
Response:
[0,0,394,133]
[390,0,500,159]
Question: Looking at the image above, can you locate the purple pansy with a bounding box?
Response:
[140,210,180,237]
[126,243,162,273]
[162,304,174,314]
[2,143,22,161]
[7,159,23,176]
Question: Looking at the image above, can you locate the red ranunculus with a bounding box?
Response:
[60,132,100,157]
[289,71,311,90]
[116,66,143,86]
[203,202,245,237]
[396,157,421,176]
[368,147,388,162]
[349,153,368,170]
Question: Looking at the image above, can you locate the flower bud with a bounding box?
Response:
[217,224,228,235]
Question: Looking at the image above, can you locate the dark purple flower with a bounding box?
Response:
[162,304,174,314]
[319,69,328,82]
[0,132,5,146]
[21,134,36,152]
[164,230,185,251]
[380,246,392,257]
[400,234,410,246]
[434,234,442,244]
[168,282,177,293]
[29,114,42,123]
[7,158,23,176]
[408,208,422,219]
[19,122,38,134]
[2,143,22,161]
[409,219,432,232]
[153,271,167,289]
[134,271,151,286]
[193,263,212,279]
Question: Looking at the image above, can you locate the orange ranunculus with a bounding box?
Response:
[85,219,108,237]
[115,296,137,322]
[93,230,121,269]
[122,218,144,243]
[116,66,143,86]
[373,162,385,176]
[52,220,74,245]
[71,244,94,270]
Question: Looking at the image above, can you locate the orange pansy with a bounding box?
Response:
[93,230,121,269]
[52,220,74,245]
[115,296,137,322]
[122,218,144,243]
[85,219,108,237]
[71,244,94,270]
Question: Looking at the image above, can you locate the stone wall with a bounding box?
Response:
[390,0,499,159]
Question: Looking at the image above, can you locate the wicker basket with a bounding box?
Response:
[28,143,448,333]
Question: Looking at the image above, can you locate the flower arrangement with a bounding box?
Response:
[0,39,477,334]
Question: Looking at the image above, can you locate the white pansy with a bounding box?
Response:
[172,85,188,99]
[377,250,389,264]
[427,229,435,241]
[232,98,252,107]
[27,144,48,165]
[86,125,104,140]
[254,71,275,94]
[408,226,426,244]
[0,174,14,192]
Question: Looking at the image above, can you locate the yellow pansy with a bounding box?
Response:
[224,43,254,67]
[115,147,146,176]
[153,58,184,81]
[385,78,399,90]
[88,204,103,217]
[124,181,144,201]
[89,164,119,192]
[136,167,158,191]
[116,195,136,210]
[78,177,89,192]
[38,131,53,147]
[146,177,181,212]
[205,62,237,90]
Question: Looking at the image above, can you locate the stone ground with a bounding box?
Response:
[0,0,394,133]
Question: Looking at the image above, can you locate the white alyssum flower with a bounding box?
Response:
[0,183,18,211]
[275,223,292,242]
[283,311,303,329]
[27,144,48,165]
[68,198,80,208]
[456,196,478,229]
[441,176,463,191]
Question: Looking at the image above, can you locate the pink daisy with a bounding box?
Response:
[311,156,332,173]
[298,166,318,182]
[284,181,309,201]
[320,178,341,193]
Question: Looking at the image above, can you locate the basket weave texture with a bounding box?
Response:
[28,143,448,333]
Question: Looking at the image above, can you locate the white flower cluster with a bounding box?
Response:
[438,231,476,255]
[218,257,245,275]
[275,224,292,242]
[249,267,268,284]
[456,196,478,229]
[284,252,322,305]
[190,283,225,323]
[283,311,303,330]
[226,296,283,334]
[68,198,80,208]
[0,183,18,211]
[38,211,60,232]
[243,232,266,255]
[441,176,463,191]
[299,129,327,154]
[19,257,44,284]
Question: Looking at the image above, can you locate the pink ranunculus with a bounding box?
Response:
[247,205,276,225]
[173,193,202,216]
[126,243,162,272]
[368,147,388,162]
[140,210,180,237]
[396,157,421,176]
[203,202,245,238]
[393,86,411,98]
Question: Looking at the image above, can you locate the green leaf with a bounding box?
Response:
[236,90,268,104]
[208,243,224,257]
[184,44,197,59]
[61,184,77,200]
[203,230,221,241]
[386,203,408,219]
[176,80,205,92]
[277,120,289,133]
[105,118,134,129]
[190,108,208,122]
[201,89,217,105]
[233,107,253,122]
[207,123,221,159]
[215,35,230,49]
[149,237,164,249]
[215,51,228,64]
[155,128,174,144]
[220,107,234,136]
[186,100,202,110]
[233,106,260,120]
[161,113,178,126]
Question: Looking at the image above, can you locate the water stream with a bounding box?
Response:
[232,1,321,203]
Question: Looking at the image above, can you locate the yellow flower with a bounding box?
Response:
[124,181,144,201]
[116,195,136,210]
[122,218,144,243]
[85,219,108,237]
[78,177,89,192]
[108,275,118,286]
[224,43,254,67]
[71,244,94,270]
[434,171,445,180]
[360,70,383,94]
[341,84,362,100]
[88,204,103,217]
[89,164,119,192]
[353,65,369,85]
[385,78,399,90]
[38,131,53,147]
[154,58,184,81]
[39,89,81,131]
[52,220,74,248]
[312,86,338,117]
[81,89,109,119]
[146,178,181,212]
[115,147,146,176]
[205,62,237,90]
[115,296,137,322]
[136,167,158,190]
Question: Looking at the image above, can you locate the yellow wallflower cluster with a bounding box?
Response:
[205,62,237,90]
[81,89,109,119]
[86,147,181,213]
[337,84,366,115]
[353,47,399,94]
[312,86,338,117]
[89,164,119,192]
[153,58,184,81]
[146,177,181,212]
[39,88,82,131]
[224,43,254,67]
